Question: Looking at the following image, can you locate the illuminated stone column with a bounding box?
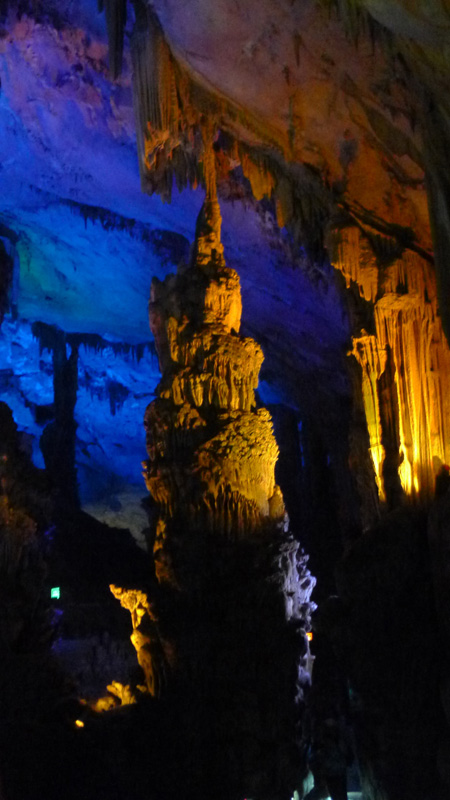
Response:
[146,194,280,545]
[142,185,315,800]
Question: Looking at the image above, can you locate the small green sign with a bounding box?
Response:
[50,587,60,600]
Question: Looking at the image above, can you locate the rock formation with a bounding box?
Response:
[332,225,450,508]
[109,584,168,698]
[146,186,281,540]
[107,166,317,799]
[4,1,450,797]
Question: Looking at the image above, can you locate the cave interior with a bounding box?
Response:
[1,1,450,799]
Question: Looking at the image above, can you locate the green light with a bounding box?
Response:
[50,586,60,599]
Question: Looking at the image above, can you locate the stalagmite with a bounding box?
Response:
[146,168,284,535]
[109,147,315,800]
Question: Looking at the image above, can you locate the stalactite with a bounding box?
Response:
[332,225,379,303]
[67,200,136,235]
[107,379,129,416]
[275,175,294,229]
[103,1,286,205]
[332,225,450,503]
[282,164,332,257]
[131,7,193,191]
[32,322,155,363]
[102,0,332,261]
[239,148,275,202]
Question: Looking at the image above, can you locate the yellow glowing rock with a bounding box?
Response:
[331,226,379,303]
[240,150,275,202]
[195,409,279,519]
[109,585,168,697]
[110,585,155,623]
[91,694,119,712]
[351,334,387,500]
[192,197,225,270]
[203,266,242,333]
[334,226,450,502]
[105,682,138,706]
[164,333,263,412]
[145,190,285,536]
[130,628,163,697]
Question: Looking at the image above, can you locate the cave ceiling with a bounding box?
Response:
[0,0,449,526]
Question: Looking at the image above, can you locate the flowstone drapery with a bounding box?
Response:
[332,226,450,507]
[117,179,316,800]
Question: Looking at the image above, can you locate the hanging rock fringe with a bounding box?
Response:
[100,2,332,255]
[31,321,155,363]
[239,148,275,201]
[131,10,204,198]
[126,4,288,199]
[132,16,164,182]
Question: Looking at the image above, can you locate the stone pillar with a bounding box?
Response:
[35,323,79,513]
[142,190,315,800]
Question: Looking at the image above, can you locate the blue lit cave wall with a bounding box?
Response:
[0,200,197,541]
[0,190,351,547]
[0,0,356,571]
[0,318,160,526]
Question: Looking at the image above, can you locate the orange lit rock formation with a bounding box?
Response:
[109,584,168,698]
[332,225,450,504]
[135,182,315,800]
[146,190,284,540]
